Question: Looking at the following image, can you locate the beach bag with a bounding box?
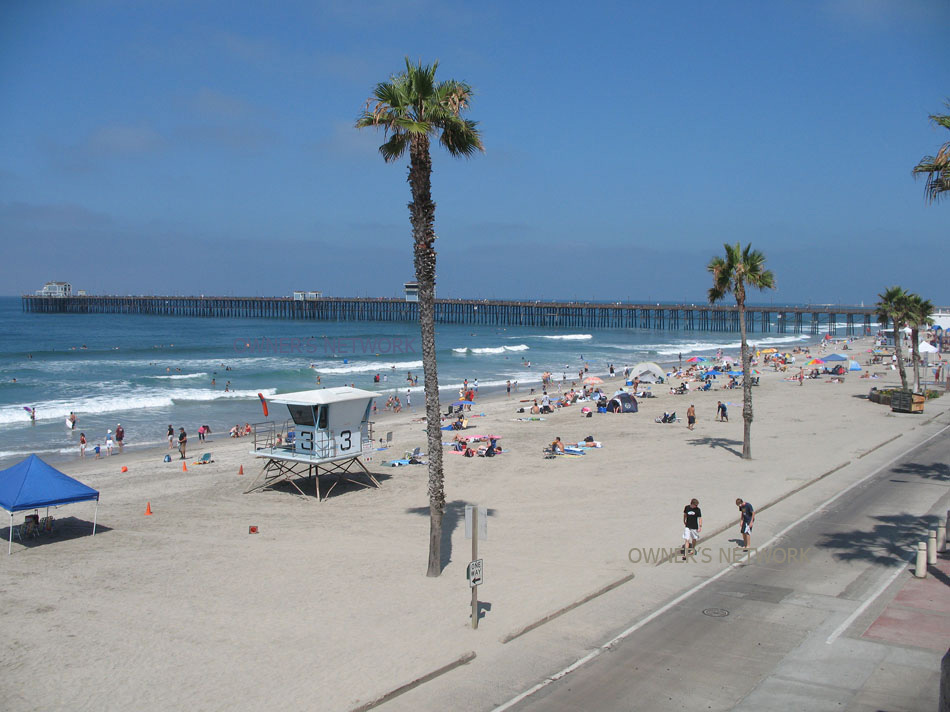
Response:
[163,454,171,463]
[517,407,525,413]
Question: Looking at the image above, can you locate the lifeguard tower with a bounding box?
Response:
[245,387,379,500]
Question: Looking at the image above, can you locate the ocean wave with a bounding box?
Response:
[0,388,277,425]
[533,334,593,341]
[147,372,209,380]
[452,344,529,354]
[313,360,423,375]
[652,334,810,355]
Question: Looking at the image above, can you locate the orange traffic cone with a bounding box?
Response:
[182,462,188,472]
[145,502,153,516]
[238,465,244,475]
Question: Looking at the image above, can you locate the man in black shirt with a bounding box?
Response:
[178,427,187,460]
[682,498,702,556]
[736,498,754,549]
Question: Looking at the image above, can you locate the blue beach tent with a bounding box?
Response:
[0,454,99,554]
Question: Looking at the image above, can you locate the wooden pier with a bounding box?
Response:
[21,295,878,335]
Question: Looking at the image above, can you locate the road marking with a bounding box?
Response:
[490,422,950,712]
[825,562,909,645]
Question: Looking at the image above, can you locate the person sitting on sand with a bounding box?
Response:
[530,400,540,415]
[550,437,565,454]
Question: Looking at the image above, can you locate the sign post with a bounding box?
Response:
[465,504,487,629]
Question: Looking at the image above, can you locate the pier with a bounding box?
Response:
[21,295,878,335]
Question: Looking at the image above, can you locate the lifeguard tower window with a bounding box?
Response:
[288,404,315,426]
[317,405,328,429]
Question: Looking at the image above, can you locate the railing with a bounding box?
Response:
[250,420,374,462]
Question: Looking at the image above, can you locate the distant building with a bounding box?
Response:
[292,290,322,301]
[305,291,322,300]
[404,282,419,302]
[76,289,87,296]
[293,291,305,301]
[36,281,71,298]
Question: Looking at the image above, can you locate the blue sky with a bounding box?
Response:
[1,0,947,305]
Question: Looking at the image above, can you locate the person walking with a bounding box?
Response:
[506,380,512,398]
[178,427,188,460]
[686,404,696,431]
[717,401,728,422]
[79,432,86,458]
[167,424,175,449]
[105,430,114,456]
[115,424,124,452]
[406,389,412,410]
[736,498,754,550]
[682,498,702,557]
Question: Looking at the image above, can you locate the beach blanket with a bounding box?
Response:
[513,417,546,422]
[563,446,586,456]
[381,459,411,467]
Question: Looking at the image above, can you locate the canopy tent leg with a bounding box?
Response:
[92,501,98,536]
[8,513,12,555]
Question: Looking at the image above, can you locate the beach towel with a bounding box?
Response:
[563,447,586,456]
[381,459,410,467]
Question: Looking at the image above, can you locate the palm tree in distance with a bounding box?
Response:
[707,243,775,460]
[875,286,910,391]
[905,293,934,393]
[912,101,950,203]
[357,58,483,577]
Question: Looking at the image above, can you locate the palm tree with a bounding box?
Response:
[707,243,776,459]
[905,293,934,393]
[357,58,483,577]
[913,102,950,204]
[875,286,910,391]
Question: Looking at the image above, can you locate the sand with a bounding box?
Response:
[1,337,946,711]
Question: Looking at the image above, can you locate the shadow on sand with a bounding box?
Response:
[405,500,496,573]
[686,436,743,458]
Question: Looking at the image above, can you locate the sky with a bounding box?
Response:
[1,0,947,305]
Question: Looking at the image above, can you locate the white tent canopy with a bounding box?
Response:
[629,361,665,383]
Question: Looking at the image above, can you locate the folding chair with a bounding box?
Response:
[385,432,393,448]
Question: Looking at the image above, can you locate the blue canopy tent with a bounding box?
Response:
[824,354,848,362]
[0,455,99,554]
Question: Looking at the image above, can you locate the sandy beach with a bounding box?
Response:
[1,336,947,711]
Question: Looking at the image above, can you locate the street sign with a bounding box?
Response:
[468,559,483,587]
[465,504,488,540]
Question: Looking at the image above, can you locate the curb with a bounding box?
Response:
[500,573,636,644]
[348,651,476,712]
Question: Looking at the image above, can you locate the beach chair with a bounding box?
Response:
[192,452,213,465]
[39,515,54,534]
[384,431,393,448]
[404,446,422,460]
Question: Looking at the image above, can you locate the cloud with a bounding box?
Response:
[47,123,164,172]
[191,88,254,119]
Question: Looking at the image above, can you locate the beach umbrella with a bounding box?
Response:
[685,356,707,363]
[918,342,938,354]
[726,370,744,377]
[451,400,473,406]
[583,376,604,385]
[804,358,825,366]
[760,348,778,354]
[705,370,723,377]
[720,355,736,363]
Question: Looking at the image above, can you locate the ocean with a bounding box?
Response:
[0,296,813,467]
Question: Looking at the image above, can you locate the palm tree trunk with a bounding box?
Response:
[738,299,752,459]
[911,327,921,393]
[893,323,908,391]
[408,134,446,577]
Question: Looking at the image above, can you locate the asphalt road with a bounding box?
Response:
[508,429,950,711]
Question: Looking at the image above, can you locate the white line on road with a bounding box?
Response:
[490,423,950,712]
[825,561,909,645]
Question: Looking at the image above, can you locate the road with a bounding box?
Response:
[506,430,950,711]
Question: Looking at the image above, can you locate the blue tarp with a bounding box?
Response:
[0,454,99,513]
